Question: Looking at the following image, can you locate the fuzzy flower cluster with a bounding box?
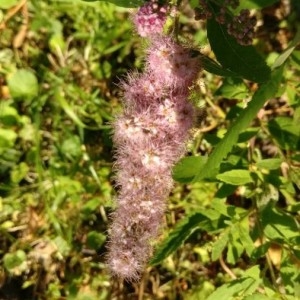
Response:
[107,3,200,281]
[194,0,257,46]
[133,0,169,37]
[226,9,257,46]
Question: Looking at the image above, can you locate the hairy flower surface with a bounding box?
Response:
[107,18,200,280]
[133,0,169,37]
[146,36,200,88]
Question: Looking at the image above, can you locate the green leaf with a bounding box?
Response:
[150,213,210,265]
[261,206,299,240]
[198,54,239,77]
[173,156,207,183]
[239,218,255,256]
[0,128,17,149]
[227,225,245,264]
[0,0,18,9]
[210,198,244,218]
[193,67,283,182]
[268,117,300,151]
[227,242,243,265]
[0,103,20,126]
[10,162,29,184]
[211,230,229,261]
[237,0,279,10]
[7,69,38,101]
[238,127,259,143]
[207,17,271,83]
[243,294,272,300]
[206,277,257,300]
[82,0,144,7]
[217,170,254,185]
[272,25,300,69]
[55,88,88,128]
[256,158,283,170]
[81,198,101,214]
[4,250,27,271]
[53,236,71,256]
[280,250,300,296]
[86,231,106,250]
[61,136,82,160]
[215,78,249,100]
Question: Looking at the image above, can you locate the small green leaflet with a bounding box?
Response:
[207,266,261,300]
[80,0,144,7]
[0,0,18,9]
[198,54,239,77]
[237,0,279,10]
[216,170,254,185]
[211,230,229,261]
[7,69,38,101]
[256,158,283,170]
[173,156,207,183]
[150,210,223,265]
[215,77,249,100]
[272,25,300,69]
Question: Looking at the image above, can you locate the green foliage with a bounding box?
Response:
[193,67,283,181]
[206,266,262,300]
[153,3,300,298]
[206,16,271,83]
[0,0,18,9]
[7,69,39,101]
[81,0,144,7]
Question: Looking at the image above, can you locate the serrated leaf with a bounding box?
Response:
[211,230,229,261]
[227,243,239,264]
[217,170,254,185]
[173,156,207,183]
[211,198,244,218]
[193,67,283,182]
[239,219,255,256]
[261,205,299,240]
[228,225,245,264]
[150,213,211,265]
[268,117,300,151]
[207,17,271,83]
[7,69,38,101]
[198,53,239,77]
[256,158,283,170]
[243,265,261,279]
[207,277,256,300]
[215,77,249,100]
[280,250,300,296]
